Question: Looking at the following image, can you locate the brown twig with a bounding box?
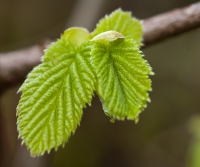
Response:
[0,41,50,94]
[0,2,200,93]
[142,2,200,45]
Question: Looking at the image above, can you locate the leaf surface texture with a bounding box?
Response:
[17,39,95,156]
[91,39,152,120]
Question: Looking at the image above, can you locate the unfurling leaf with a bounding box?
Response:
[91,30,124,42]
[62,27,90,46]
[17,28,96,156]
[91,38,153,120]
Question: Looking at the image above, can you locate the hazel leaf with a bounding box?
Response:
[17,33,95,156]
[91,38,153,120]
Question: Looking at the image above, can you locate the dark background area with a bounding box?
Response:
[0,0,200,167]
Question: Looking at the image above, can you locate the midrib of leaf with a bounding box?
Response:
[107,58,127,116]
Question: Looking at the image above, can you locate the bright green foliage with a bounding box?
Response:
[17,28,96,156]
[91,38,152,120]
[91,9,142,46]
[62,27,90,46]
[17,9,153,156]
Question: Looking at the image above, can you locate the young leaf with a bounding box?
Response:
[91,37,153,120]
[17,28,96,156]
[62,27,90,46]
[92,9,142,47]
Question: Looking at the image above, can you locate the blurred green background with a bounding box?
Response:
[0,0,200,167]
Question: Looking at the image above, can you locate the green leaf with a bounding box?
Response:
[91,38,153,120]
[17,35,96,155]
[62,27,90,46]
[92,8,142,47]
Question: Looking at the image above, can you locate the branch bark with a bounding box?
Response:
[0,2,200,92]
[0,41,50,94]
[142,2,200,45]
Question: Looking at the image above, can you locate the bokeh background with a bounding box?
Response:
[0,0,200,167]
